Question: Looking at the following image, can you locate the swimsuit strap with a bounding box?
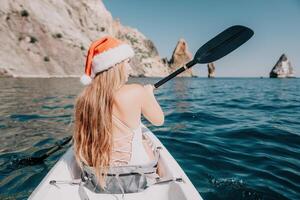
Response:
[113,134,132,142]
[111,114,136,166]
[112,114,142,132]
[112,114,138,132]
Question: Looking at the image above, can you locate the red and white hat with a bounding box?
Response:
[80,36,135,85]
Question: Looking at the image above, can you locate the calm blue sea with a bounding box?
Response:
[0,77,299,200]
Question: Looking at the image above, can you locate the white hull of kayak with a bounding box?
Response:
[29,125,203,200]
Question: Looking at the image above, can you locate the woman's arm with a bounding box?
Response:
[141,84,164,126]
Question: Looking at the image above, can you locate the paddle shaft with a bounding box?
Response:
[41,136,72,160]
[154,59,197,89]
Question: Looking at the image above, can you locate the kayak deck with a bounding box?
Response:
[29,126,203,200]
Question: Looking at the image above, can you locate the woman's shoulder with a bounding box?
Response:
[114,83,145,99]
[120,83,144,94]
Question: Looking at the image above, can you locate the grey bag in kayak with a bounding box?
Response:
[80,147,160,195]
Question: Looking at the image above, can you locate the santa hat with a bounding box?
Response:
[80,36,135,85]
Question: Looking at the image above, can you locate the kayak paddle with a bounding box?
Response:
[13,25,254,166]
[154,25,254,88]
[11,136,73,167]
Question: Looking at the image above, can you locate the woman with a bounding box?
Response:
[73,36,164,189]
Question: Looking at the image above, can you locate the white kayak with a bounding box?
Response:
[29,125,203,200]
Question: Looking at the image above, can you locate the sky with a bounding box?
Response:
[104,0,300,77]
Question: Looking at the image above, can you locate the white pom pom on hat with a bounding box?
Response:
[80,36,134,85]
[80,74,92,85]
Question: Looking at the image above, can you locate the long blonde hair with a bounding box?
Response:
[73,62,127,187]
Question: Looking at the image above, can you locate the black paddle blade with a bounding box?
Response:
[195,25,254,64]
[10,136,72,167]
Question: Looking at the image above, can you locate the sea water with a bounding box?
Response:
[0,77,299,199]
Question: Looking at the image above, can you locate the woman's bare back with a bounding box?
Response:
[111,83,164,165]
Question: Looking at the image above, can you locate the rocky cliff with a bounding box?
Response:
[270,54,295,78]
[113,19,169,77]
[207,63,215,78]
[0,0,169,77]
[168,39,195,77]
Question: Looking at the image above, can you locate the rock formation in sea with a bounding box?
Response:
[270,54,295,78]
[207,63,215,78]
[168,39,195,77]
[0,0,169,77]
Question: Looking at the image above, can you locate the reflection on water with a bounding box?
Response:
[0,77,300,199]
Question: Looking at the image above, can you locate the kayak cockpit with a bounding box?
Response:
[29,127,203,200]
